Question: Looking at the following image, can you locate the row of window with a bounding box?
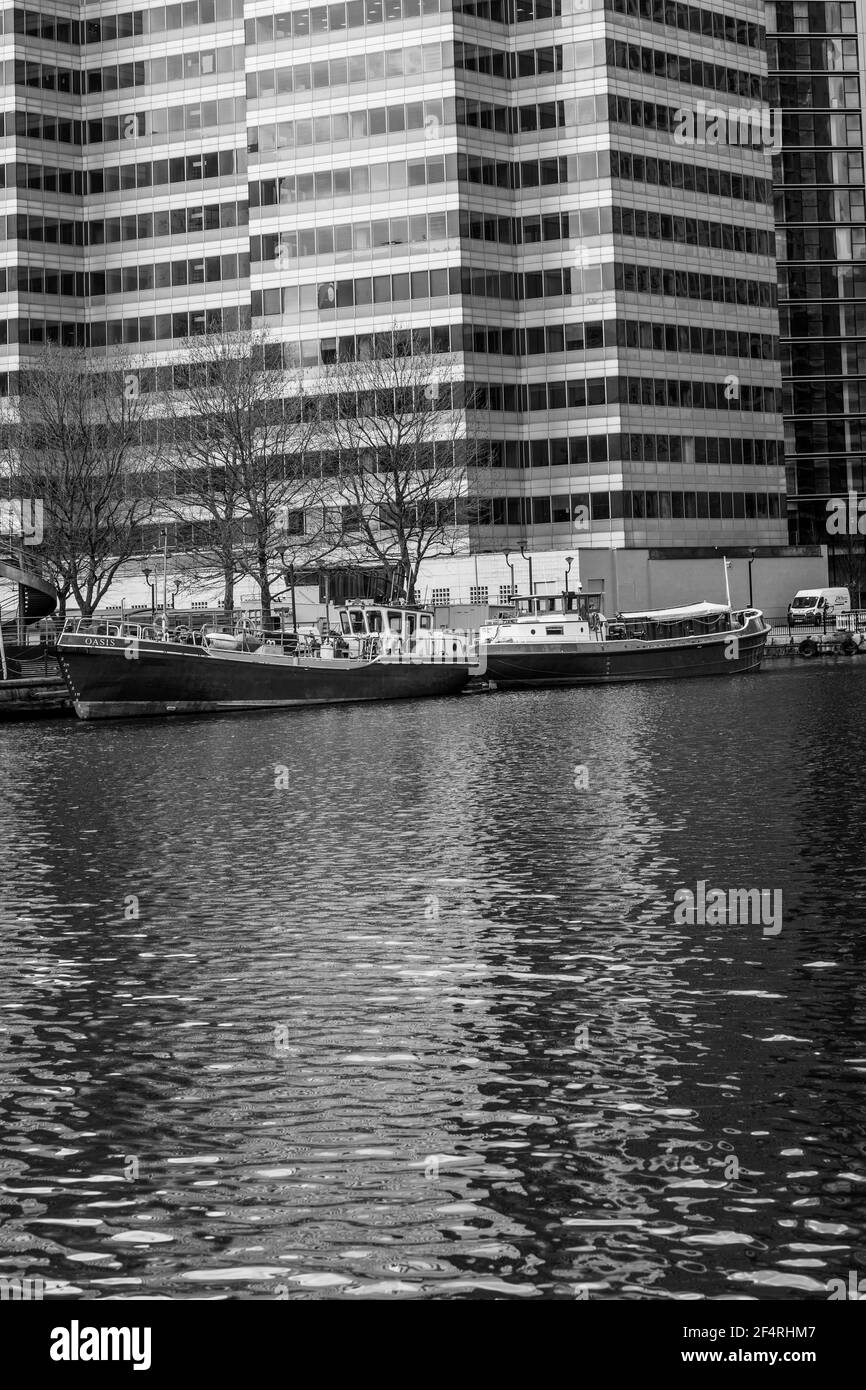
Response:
[135,432,784,474]
[474,490,785,524]
[769,74,860,108]
[136,490,784,548]
[9,47,244,96]
[247,96,567,153]
[776,112,862,146]
[770,3,857,35]
[607,90,781,158]
[465,376,782,415]
[782,341,866,375]
[617,259,778,311]
[605,0,765,50]
[464,320,779,364]
[5,200,249,248]
[778,151,865,185]
[9,306,249,348]
[611,150,771,208]
[454,41,563,78]
[252,266,579,318]
[780,264,866,299]
[9,253,250,298]
[789,419,865,453]
[779,227,866,260]
[780,303,866,338]
[244,0,443,44]
[613,204,776,259]
[790,459,866,497]
[290,374,780,416]
[243,319,778,372]
[251,152,571,206]
[768,38,859,71]
[0,99,245,147]
[789,381,866,414]
[246,40,448,100]
[250,208,575,261]
[779,188,866,222]
[2,1,241,42]
[6,148,244,198]
[245,0,557,44]
[454,0,560,19]
[607,39,766,104]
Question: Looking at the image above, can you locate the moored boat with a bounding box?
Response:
[56,600,476,719]
[478,592,770,689]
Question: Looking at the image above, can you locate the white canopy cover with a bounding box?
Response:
[617,602,732,623]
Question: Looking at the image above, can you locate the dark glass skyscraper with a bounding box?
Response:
[767,0,865,585]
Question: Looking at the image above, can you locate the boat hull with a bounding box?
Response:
[481,623,769,689]
[56,633,472,719]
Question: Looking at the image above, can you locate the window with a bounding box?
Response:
[470,586,488,604]
[431,588,450,607]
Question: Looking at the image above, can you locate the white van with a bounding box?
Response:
[787,588,850,625]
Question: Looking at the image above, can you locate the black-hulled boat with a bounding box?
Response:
[57,601,475,719]
[477,593,770,689]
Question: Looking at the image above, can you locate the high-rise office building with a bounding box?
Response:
[1,0,791,591]
[766,1,864,580]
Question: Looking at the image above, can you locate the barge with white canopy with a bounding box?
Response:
[478,594,770,688]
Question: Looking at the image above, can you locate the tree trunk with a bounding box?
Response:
[222,563,234,614]
[258,551,272,629]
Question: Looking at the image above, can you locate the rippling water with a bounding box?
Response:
[1,663,865,1300]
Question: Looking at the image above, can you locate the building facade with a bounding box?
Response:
[1,0,794,603]
[766,0,865,590]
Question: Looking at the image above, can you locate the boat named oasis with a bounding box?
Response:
[57,600,475,720]
[478,592,770,689]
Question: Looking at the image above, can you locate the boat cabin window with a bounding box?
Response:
[388,610,403,633]
[418,613,432,630]
[405,613,416,637]
[537,597,556,614]
[366,610,383,633]
[516,598,534,616]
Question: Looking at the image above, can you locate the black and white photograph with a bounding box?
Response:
[0,0,864,1360]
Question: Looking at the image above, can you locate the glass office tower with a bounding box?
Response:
[1,0,789,564]
[766,1,865,581]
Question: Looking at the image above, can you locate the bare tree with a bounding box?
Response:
[160,330,322,624]
[315,329,486,603]
[0,346,155,617]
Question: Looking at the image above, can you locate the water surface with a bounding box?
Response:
[1,663,864,1299]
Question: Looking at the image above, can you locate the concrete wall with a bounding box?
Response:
[415,547,829,620]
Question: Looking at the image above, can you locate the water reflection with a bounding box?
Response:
[1,664,865,1298]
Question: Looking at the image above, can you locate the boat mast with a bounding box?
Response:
[722,555,733,611]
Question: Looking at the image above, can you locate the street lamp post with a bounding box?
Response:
[519,544,533,596]
[504,551,516,602]
[565,555,573,594]
[161,527,168,616]
[142,565,155,617]
[748,548,757,608]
